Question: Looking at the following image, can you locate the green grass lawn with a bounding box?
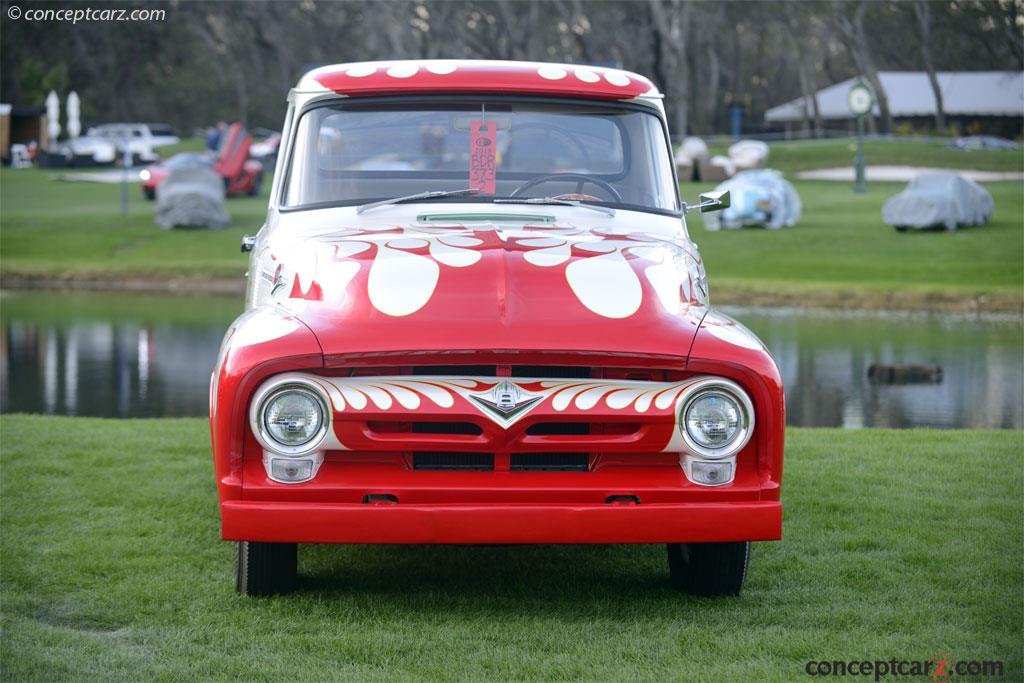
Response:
[1,139,1022,309]
[687,180,1023,309]
[0,167,265,280]
[1,416,1021,681]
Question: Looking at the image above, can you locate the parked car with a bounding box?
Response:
[728,139,770,171]
[882,172,994,231]
[54,134,117,166]
[140,152,209,198]
[249,129,281,166]
[947,135,1020,151]
[211,60,785,597]
[139,124,264,199]
[154,165,230,230]
[88,123,180,163]
[675,136,709,182]
[703,169,802,231]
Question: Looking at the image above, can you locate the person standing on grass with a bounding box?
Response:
[207,121,227,151]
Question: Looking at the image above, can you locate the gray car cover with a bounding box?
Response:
[882,172,994,231]
[702,169,802,231]
[155,166,230,229]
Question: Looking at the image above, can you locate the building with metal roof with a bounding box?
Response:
[765,71,1023,135]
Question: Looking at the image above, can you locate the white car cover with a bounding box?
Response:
[728,140,769,170]
[702,169,802,231]
[677,137,710,166]
[155,167,230,229]
[882,173,994,231]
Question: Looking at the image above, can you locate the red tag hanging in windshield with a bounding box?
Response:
[470,120,497,195]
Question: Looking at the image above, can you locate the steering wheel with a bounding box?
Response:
[510,173,623,202]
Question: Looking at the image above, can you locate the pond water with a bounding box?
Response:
[1,290,1020,429]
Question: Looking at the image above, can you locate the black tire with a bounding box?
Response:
[894,225,908,232]
[667,541,750,596]
[248,173,263,197]
[143,187,155,201]
[235,541,297,596]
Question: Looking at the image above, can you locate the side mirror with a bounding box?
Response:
[241,234,257,253]
[685,190,730,214]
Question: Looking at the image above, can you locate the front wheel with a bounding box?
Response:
[235,541,297,596]
[667,541,749,596]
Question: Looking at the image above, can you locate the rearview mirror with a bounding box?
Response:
[696,190,730,213]
[453,115,512,131]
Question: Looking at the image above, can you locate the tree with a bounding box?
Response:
[783,7,824,136]
[833,0,893,133]
[913,0,945,130]
[648,0,693,137]
[1,0,1019,136]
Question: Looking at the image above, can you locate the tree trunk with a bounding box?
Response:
[648,0,692,138]
[834,0,893,134]
[913,0,946,131]
[785,12,821,136]
[704,41,720,135]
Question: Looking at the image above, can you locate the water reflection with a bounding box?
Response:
[1,291,1021,428]
[727,306,1023,429]
[3,318,226,417]
[1,291,238,418]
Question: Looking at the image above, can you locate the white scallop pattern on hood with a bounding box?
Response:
[271,225,705,319]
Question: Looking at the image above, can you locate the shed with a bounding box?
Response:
[0,104,49,161]
[765,72,1024,136]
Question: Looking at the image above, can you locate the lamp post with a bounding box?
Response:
[120,136,131,217]
[847,81,874,194]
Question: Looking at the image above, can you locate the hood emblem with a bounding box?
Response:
[468,380,544,425]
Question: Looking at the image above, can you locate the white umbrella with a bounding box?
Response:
[67,91,81,139]
[46,90,61,143]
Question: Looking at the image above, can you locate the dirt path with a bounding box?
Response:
[797,166,1024,182]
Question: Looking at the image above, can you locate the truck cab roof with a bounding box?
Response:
[293,60,662,107]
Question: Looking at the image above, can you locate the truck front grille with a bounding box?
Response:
[412,452,494,471]
[510,453,590,472]
[410,452,592,472]
[305,364,690,468]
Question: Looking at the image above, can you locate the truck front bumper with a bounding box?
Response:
[221,499,782,544]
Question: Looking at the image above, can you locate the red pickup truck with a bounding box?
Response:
[210,60,784,597]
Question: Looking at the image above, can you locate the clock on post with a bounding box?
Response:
[848,81,874,193]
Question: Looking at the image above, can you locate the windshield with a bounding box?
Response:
[283,98,679,214]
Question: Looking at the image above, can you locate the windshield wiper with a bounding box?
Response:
[493,197,615,217]
[357,188,479,214]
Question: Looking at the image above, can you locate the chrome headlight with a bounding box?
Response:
[253,383,329,455]
[679,380,754,458]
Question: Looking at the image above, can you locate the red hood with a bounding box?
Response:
[267,224,708,364]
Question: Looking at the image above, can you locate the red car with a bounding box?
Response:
[140,123,264,199]
[211,60,784,597]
